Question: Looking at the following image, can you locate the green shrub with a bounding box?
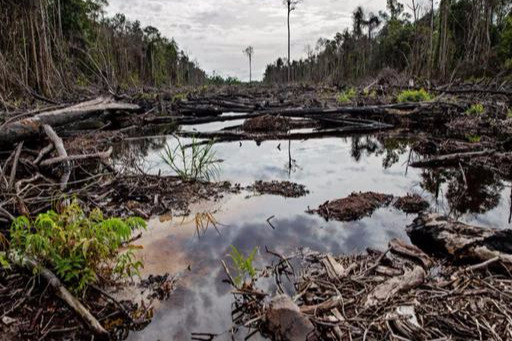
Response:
[507,109,512,118]
[466,103,484,115]
[337,88,357,104]
[229,245,258,288]
[8,201,146,293]
[397,88,432,102]
[161,136,221,182]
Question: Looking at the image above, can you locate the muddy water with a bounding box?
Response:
[121,120,512,340]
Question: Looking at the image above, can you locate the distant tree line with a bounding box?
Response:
[264,0,512,84]
[0,0,207,100]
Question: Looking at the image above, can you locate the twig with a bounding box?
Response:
[7,141,23,191]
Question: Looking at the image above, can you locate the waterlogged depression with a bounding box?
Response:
[116,119,512,340]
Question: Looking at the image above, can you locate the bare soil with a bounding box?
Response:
[310,192,394,221]
[394,194,430,213]
[248,180,309,198]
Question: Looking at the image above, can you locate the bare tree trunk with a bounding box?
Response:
[287,4,291,83]
[429,0,434,79]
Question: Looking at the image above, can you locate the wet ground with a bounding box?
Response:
[114,116,512,340]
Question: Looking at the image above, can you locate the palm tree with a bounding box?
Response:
[283,0,302,82]
[243,46,254,83]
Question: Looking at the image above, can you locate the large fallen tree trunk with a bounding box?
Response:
[0,96,140,146]
[407,213,512,268]
[178,123,394,141]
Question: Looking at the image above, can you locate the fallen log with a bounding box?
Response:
[178,123,394,141]
[258,103,423,117]
[40,147,113,166]
[409,149,496,167]
[407,213,512,267]
[0,97,140,146]
[15,256,109,336]
[42,125,71,190]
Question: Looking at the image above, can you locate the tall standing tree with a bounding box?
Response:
[243,46,254,83]
[283,0,302,82]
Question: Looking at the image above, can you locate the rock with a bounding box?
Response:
[265,295,315,341]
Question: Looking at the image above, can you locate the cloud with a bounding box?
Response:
[106,0,387,81]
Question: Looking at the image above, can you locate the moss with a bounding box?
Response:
[396,88,432,103]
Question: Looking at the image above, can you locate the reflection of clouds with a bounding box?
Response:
[130,210,410,340]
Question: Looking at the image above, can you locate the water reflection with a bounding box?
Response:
[420,166,504,218]
[117,129,512,340]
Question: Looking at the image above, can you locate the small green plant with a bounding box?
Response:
[363,88,377,99]
[8,201,146,293]
[466,134,482,143]
[229,246,258,288]
[161,136,221,182]
[397,88,432,102]
[507,109,512,118]
[466,103,485,115]
[172,93,187,103]
[0,233,9,269]
[337,88,357,104]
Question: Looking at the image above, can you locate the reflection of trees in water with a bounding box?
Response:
[350,135,411,169]
[421,166,503,217]
[113,133,169,174]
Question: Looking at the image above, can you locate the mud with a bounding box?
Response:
[248,180,309,198]
[311,192,394,222]
[393,194,430,213]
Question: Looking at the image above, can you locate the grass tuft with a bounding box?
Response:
[161,136,221,182]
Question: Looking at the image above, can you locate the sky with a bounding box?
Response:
[106,0,387,81]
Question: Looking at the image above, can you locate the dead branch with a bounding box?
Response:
[0,97,140,145]
[40,147,113,167]
[410,149,496,167]
[16,256,108,336]
[7,141,23,191]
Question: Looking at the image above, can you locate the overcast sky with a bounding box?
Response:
[106,0,387,81]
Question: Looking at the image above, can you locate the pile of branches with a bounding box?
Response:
[0,271,158,340]
[232,214,512,340]
[231,222,512,340]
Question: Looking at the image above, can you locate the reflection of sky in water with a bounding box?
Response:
[122,125,512,340]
